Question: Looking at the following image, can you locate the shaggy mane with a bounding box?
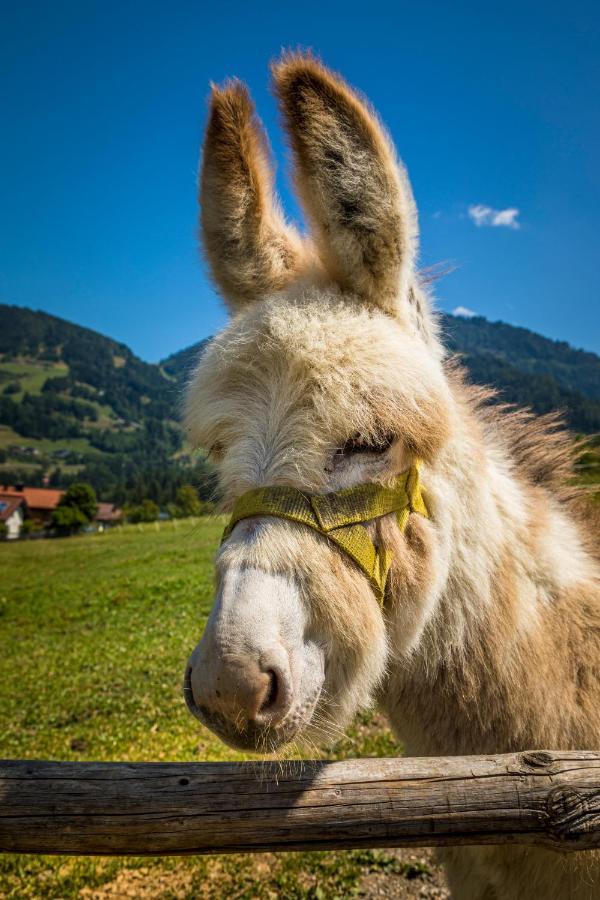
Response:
[447,360,599,558]
[447,359,589,497]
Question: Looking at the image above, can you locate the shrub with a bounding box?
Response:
[125,499,159,523]
[51,481,97,535]
[21,519,37,537]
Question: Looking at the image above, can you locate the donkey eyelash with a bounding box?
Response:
[336,433,395,457]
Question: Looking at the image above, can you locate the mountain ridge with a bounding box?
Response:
[1,302,598,505]
[162,313,600,434]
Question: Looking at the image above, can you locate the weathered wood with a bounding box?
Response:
[1,751,600,856]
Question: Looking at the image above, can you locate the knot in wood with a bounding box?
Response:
[547,786,600,847]
[521,751,554,770]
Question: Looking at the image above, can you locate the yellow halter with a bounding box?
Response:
[221,462,428,605]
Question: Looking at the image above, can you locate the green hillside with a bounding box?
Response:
[0,305,211,505]
[1,302,598,505]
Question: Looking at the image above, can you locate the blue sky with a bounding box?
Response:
[1,1,599,361]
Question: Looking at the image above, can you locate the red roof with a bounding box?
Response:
[0,493,25,522]
[21,487,64,511]
[0,486,64,511]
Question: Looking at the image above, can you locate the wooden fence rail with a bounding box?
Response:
[1,751,600,856]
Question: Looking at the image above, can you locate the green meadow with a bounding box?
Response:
[0,521,444,899]
[0,361,69,401]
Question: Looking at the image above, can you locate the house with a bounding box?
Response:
[0,485,123,536]
[0,492,27,539]
[20,487,64,525]
[95,502,122,528]
[0,486,64,526]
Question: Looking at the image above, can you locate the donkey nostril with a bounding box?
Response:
[259,669,278,714]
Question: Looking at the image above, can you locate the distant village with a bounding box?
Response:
[0,475,210,540]
[0,483,121,540]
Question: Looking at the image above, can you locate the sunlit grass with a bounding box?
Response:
[0,520,414,899]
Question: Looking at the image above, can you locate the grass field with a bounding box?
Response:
[0,427,93,454]
[0,520,446,899]
[0,361,69,400]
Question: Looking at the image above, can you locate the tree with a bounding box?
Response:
[171,484,202,518]
[51,505,88,535]
[51,482,97,535]
[125,499,159,523]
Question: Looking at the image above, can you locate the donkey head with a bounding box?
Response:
[184,55,452,752]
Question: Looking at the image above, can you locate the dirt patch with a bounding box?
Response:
[79,865,194,899]
[360,849,450,899]
[77,849,450,899]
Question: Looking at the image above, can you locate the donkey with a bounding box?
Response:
[184,54,600,899]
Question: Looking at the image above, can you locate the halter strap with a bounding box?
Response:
[221,463,428,604]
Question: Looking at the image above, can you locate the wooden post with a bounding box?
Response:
[1,751,600,857]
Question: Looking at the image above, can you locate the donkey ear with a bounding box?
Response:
[200,80,304,313]
[273,55,417,316]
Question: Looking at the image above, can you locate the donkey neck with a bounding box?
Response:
[381,399,598,756]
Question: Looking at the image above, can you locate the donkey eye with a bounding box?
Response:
[208,441,225,462]
[337,433,394,456]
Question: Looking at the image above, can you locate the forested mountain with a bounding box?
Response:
[160,339,209,385]
[442,315,600,399]
[162,313,600,434]
[1,302,598,505]
[441,315,600,433]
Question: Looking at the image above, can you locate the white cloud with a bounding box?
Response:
[452,306,477,318]
[468,204,521,229]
